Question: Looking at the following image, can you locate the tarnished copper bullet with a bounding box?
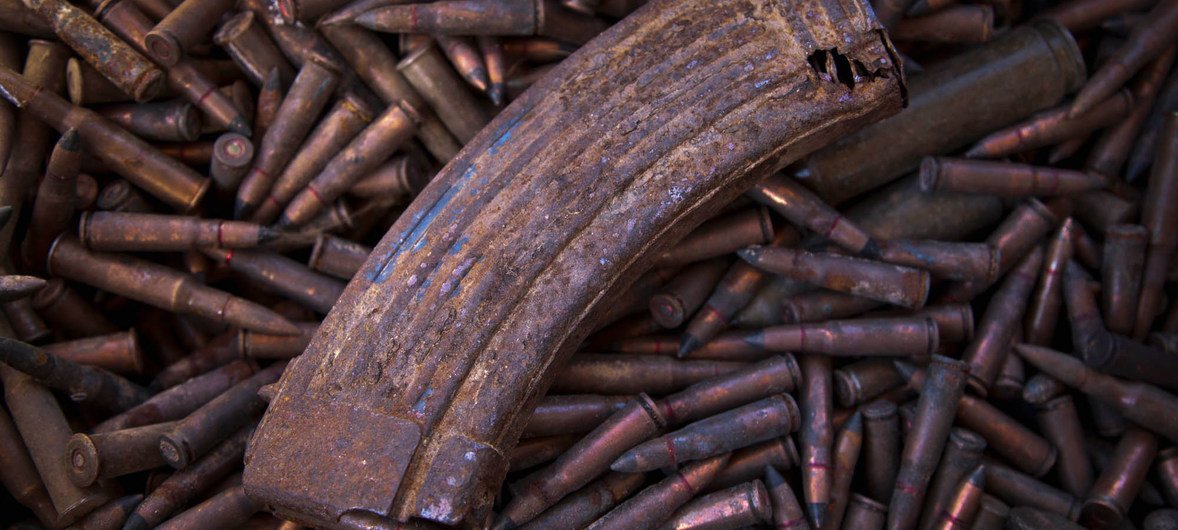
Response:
[25,0,163,101]
[80,212,277,252]
[991,352,1025,402]
[961,246,1043,395]
[660,480,772,530]
[938,199,1058,304]
[511,435,581,471]
[346,155,427,199]
[752,290,880,328]
[49,236,299,335]
[888,356,968,530]
[435,35,489,94]
[845,493,887,530]
[1016,343,1178,442]
[354,0,609,45]
[1030,395,1092,497]
[798,354,833,528]
[0,335,149,412]
[1026,219,1075,345]
[44,331,143,375]
[90,0,251,135]
[150,330,243,389]
[251,91,377,225]
[1156,447,1178,507]
[748,174,877,256]
[861,400,901,504]
[928,466,986,530]
[144,0,237,65]
[235,58,340,220]
[155,483,259,530]
[551,355,744,395]
[870,0,913,29]
[678,227,800,357]
[518,472,645,530]
[66,421,177,487]
[94,100,201,143]
[1,364,114,525]
[477,36,507,106]
[307,234,370,280]
[968,495,1009,530]
[893,5,994,44]
[656,207,775,269]
[70,493,142,530]
[0,67,209,212]
[240,322,316,360]
[318,23,461,163]
[1034,0,1152,31]
[795,21,1084,206]
[824,411,863,529]
[1083,428,1159,529]
[588,453,729,530]
[877,239,999,283]
[213,11,294,88]
[94,360,256,433]
[278,102,417,228]
[835,360,905,408]
[762,464,812,530]
[611,394,799,472]
[1064,263,1178,389]
[24,129,82,271]
[985,461,1082,521]
[498,394,667,528]
[125,424,253,530]
[1087,46,1176,178]
[1102,224,1148,335]
[0,404,61,527]
[523,394,630,438]
[159,363,283,469]
[967,90,1134,158]
[694,316,939,362]
[211,133,255,194]
[649,258,728,329]
[740,247,930,309]
[657,355,803,431]
[3,298,50,343]
[32,279,117,338]
[96,180,158,214]
[1006,506,1084,530]
[708,436,799,492]
[201,248,344,315]
[396,42,487,144]
[920,158,1108,198]
[919,428,986,530]
[956,394,1056,477]
[0,275,46,303]
[1134,112,1178,338]
[1070,1,1178,118]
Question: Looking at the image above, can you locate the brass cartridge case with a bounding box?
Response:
[523,394,630,438]
[655,207,775,269]
[985,461,1081,521]
[1102,224,1148,335]
[863,399,901,503]
[214,11,295,87]
[0,336,149,413]
[660,480,772,530]
[1033,395,1092,497]
[650,258,729,329]
[44,331,143,375]
[835,360,905,407]
[241,322,318,359]
[706,437,799,492]
[1082,428,1159,529]
[748,173,877,256]
[587,454,729,530]
[966,90,1134,158]
[955,395,1056,477]
[919,428,986,530]
[518,472,645,530]
[844,493,887,530]
[97,180,158,213]
[3,299,50,343]
[920,158,1109,198]
[697,316,939,362]
[969,495,1009,530]
[740,247,930,309]
[510,435,579,472]
[1,364,114,525]
[396,42,487,144]
[347,156,428,199]
[48,237,298,335]
[893,5,994,44]
[550,355,746,396]
[80,212,276,252]
[877,239,999,283]
[94,360,256,433]
[211,133,255,193]
[308,234,371,280]
[66,421,178,486]
[155,484,260,530]
[94,100,201,143]
[1035,0,1153,31]
[144,0,238,65]
[202,248,345,315]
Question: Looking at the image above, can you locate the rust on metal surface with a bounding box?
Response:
[244,0,906,526]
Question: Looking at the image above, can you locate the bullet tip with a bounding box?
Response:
[122,514,149,530]
[736,246,761,263]
[962,145,987,158]
[275,215,297,231]
[860,239,881,259]
[488,84,506,107]
[806,503,827,528]
[763,464,785,486]
[609,453,639,473]
[257,226,283,245]
[234,199,255,220]
[0,205,12,229]
[58,129,81,151]
[489,516,515,530]
[677,334,702,358]
[228,117,253,138]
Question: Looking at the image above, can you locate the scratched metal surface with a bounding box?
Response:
[244,0,905,527]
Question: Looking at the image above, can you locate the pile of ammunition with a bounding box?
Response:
[0,0,1174,528]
